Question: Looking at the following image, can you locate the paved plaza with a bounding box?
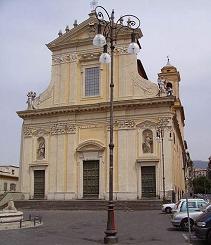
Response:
[0,209,203,245]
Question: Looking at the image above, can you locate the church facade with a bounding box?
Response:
[17,10,186,201]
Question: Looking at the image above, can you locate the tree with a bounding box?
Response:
[193,176,211,194]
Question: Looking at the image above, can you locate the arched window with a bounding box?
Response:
[4,183,7,191]
[142,129,153,153]
[166,82,173,96]
[166,82,172,89]
[37,137,45,160]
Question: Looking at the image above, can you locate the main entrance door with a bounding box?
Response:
[141,166,156,198]
[34,170,45,199]
[83,160,99,198]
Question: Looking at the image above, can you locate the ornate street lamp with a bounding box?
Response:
[156,118,169,203]
[93,5,140,244]
[156,127,165,202]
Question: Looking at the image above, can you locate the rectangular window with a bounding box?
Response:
[85,67,100,96]
[4,182,7,191]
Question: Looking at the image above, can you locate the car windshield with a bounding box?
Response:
[180,201,197,212]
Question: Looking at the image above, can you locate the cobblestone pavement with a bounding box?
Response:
[0,210,204,245]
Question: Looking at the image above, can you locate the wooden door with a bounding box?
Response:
[34,170,45,199]
[141,166,156,198]
[83,160,99,198]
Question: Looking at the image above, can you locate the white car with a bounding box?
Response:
[171,198,208,230]
[161,202,177,213]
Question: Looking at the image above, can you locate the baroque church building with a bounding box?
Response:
[17,10,186,202]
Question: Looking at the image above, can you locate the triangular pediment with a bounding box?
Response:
[47,13,143,52]
[47,16,97,51]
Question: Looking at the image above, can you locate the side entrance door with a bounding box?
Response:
[141,166,156,198]
[83,160,99,199]
[34,170,45,199]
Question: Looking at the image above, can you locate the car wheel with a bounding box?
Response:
[165,207,172,213]
[181,218,193,231]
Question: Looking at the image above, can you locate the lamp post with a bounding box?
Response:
[156,118,169,203]
[157,127,165,202]
[93,6,140,244]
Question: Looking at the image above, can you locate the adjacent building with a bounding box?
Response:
[194,168,207,178]
[0,165,19,194]
[17,10,187,201]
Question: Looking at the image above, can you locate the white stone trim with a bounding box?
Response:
[29,165,48,199]
[136,160,159,199]
[76,140,105,199]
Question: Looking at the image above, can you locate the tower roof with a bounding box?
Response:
[161,56,177,73]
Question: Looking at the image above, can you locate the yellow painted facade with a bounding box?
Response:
[17,11,186,201]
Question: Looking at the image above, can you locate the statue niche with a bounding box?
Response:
[142,129,153,153]
[37,137,45,160]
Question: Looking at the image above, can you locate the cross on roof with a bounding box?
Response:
[90,0,98,11]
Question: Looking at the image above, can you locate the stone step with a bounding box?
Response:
[14,200,161,211]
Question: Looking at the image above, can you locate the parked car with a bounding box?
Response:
[162,202,177,213]
[195,205,211,243]
[171,198,208,230]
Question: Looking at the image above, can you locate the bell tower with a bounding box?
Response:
[158,57,181,99]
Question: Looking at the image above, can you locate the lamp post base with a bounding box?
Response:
[104,202,118,244]
[104,236,118,244]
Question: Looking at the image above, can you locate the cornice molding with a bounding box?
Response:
[136,158,160,163]
[17,97,176,120]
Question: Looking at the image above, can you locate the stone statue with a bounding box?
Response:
[157,77,166,96]
[0,200,23,224]
[157,77,174,97]
[26,91,36,110]
[142,132,153,153]
[37,138,45,160]
[3,200,17,213]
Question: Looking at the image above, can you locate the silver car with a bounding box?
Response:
[171,198,208,230]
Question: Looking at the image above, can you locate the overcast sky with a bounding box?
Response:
[0,0,210,165]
